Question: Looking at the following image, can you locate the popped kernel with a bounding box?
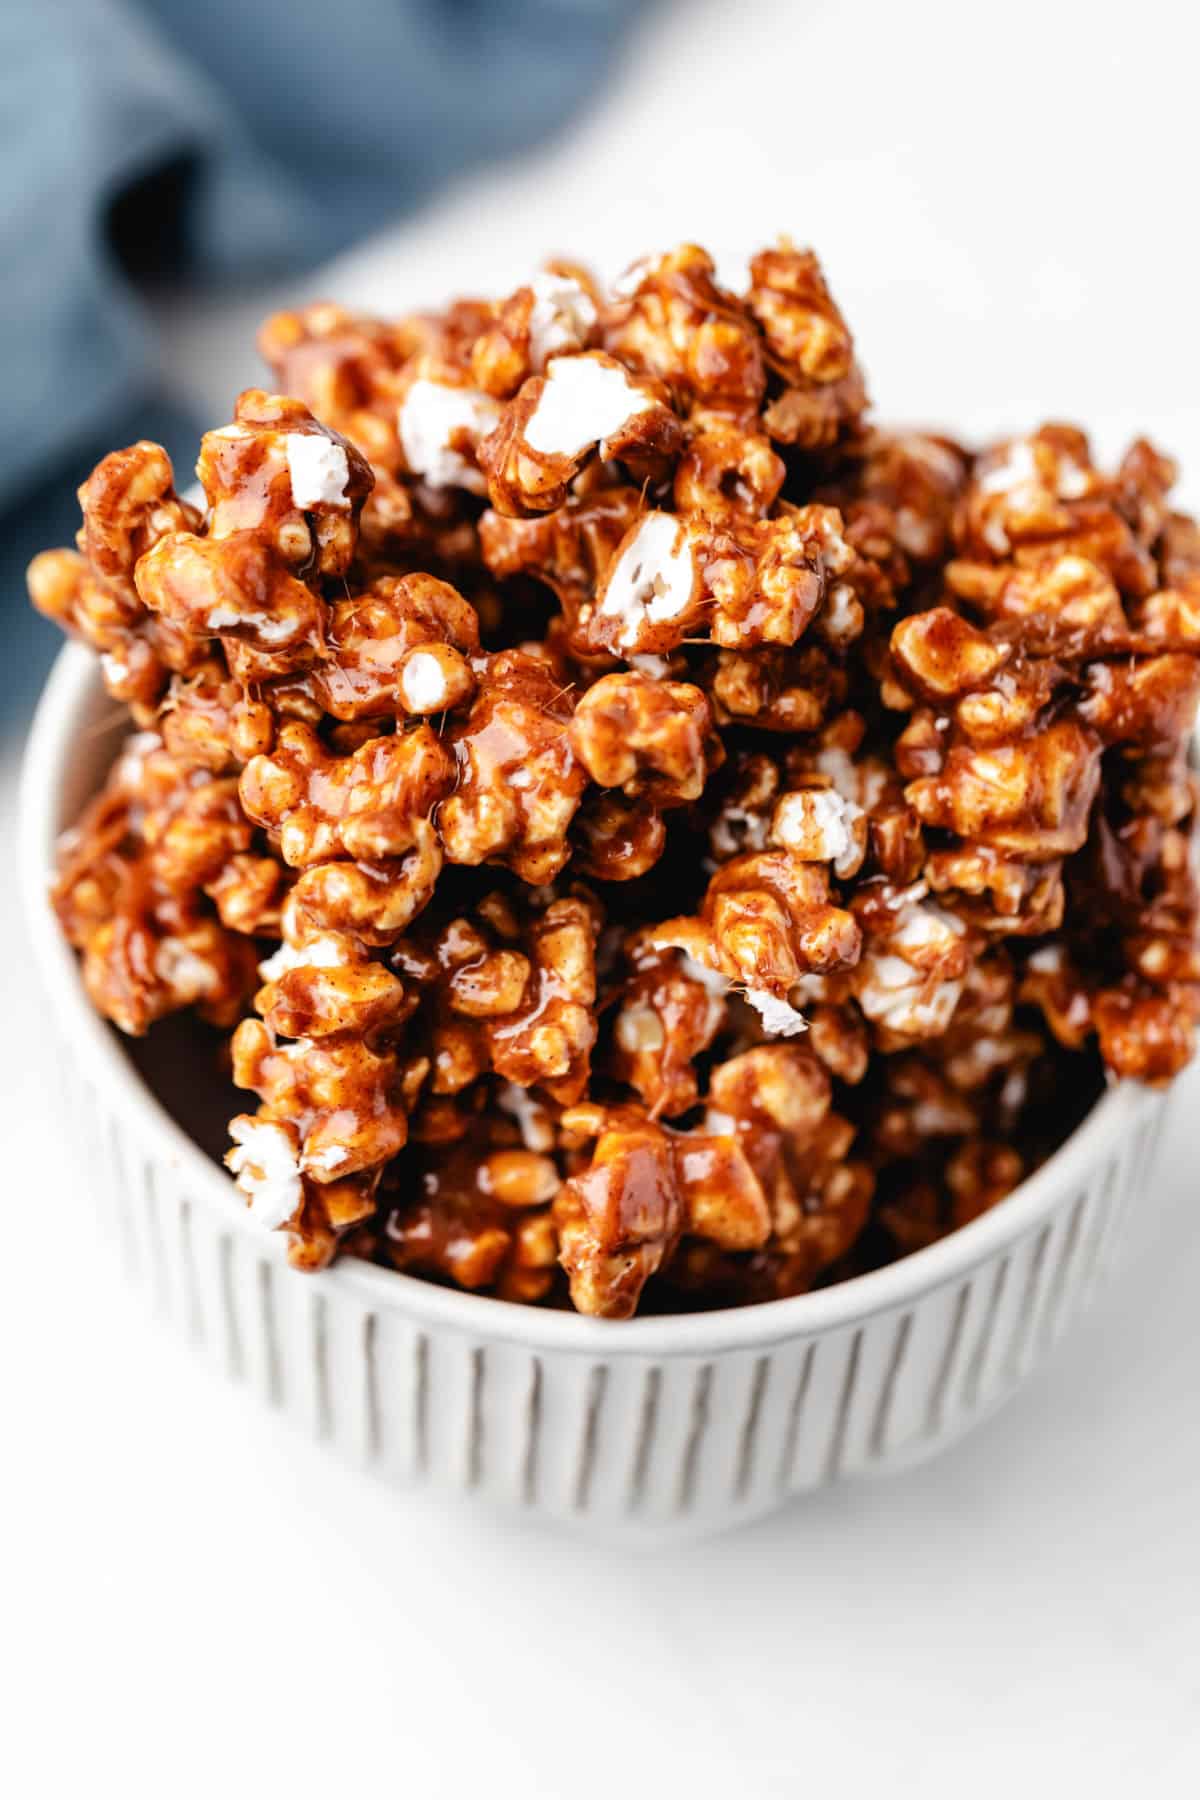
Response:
[33,234,1200,1314]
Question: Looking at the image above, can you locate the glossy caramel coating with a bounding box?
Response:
[31,237,1200,1309]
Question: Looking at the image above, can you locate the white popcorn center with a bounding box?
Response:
[305,1143,350,1176]
[204,606,241,632]
[155,938,218,999]
[773,788,863,873]
[100,648,131,687]
[744,989,809,1037]
[524,354,652,459]
[857,956,962,1035]
[677,951,733,997]
[670,948,807,1039]
[979,436,1090,505]
[400,650,449,713]
[399,379,499,493]
[910,1095,975,1136]
[976,438,1089,553]
[628,653,673,679]
[819,581,863,645]
[816,746,890,813]
[615,1003,667,1054]
[203,604,302,645]
[227,1117,303,1230]
[598,511,697,649]
[710,803,770,860]
[977,438,1040,499]
[258,932,352,982]
[496,1081,555,1153]
[527,272,597,369]
[285,433,351,510]
[856,902,966,1036]
[115,729,164,788]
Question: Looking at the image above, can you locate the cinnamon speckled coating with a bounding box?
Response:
[31,239,1200,1309]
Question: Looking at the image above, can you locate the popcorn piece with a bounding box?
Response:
[33,235,1200,1315]
[51,734,264,1035]
[157,658,275,771]
[230,1020,417,1267]
[673,423,785,523]
[241,719,453,868]
[311,575,480,724]
[485,897,599,1103]
[746,244,855,384]
[554,1106,770,1318]
[397,644,475,715]
[593,511,698,651]
[583,503,858,657]
[567,671,721,805]
[470,267,600,398]
[823,430,968,568]
[854,899,969,1041]
[905,721,1103,857]
[770,787,866,878]
[479,352,681,514]
[291,822,443,944]
[373,1130,561,1302]
[610,946,728,1117]
[78,441,201,600]
[478,485,643,622]
[643,845,861,1046]
[527,271,599,368]
[1079,653,1200,749]
[28,446,206,717]
[890,607,1011,701]
[709,645,847,734]
[748,245,869,450]
[744,989,809,1036]
[199,390,372,579]
[398,377,501,493]
[524,353,654,458]
[226,1116,304,1230]
[285,433,350,509]
[953,425,1156,596]
[439,650,587,884]
[135,530,328,680]
[602,243,766,418]
[708,1043,831,1144]
[704,850,862,985]
[256,909,407,1040]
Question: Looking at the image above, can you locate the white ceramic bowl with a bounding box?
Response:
[20,643,1170,1538]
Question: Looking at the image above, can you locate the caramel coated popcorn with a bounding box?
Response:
[34,237,1200,1310]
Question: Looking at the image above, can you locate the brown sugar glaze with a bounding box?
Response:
[32,241,1198,1316]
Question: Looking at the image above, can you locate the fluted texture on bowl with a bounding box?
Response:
[25,649,1170,1539]
[62,1047,1166,1536]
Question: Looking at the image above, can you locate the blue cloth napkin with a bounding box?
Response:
[1,0,644,711]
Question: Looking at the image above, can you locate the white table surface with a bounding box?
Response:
[5,1,1199,1792]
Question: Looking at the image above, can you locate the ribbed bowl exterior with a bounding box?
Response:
[25,647,1169,1539]
[61,1043,1165,1538]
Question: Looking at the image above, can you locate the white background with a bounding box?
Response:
[4,0,1199,1793]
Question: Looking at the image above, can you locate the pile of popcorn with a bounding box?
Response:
[31,242,1200,1316]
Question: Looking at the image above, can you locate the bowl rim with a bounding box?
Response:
[19,642,1160,1356]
